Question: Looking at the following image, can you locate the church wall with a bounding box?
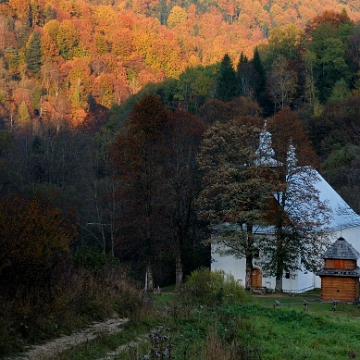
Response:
[211,225,360,293]
[211,251,247,287]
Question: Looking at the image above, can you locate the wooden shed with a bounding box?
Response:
[316,237,360,301]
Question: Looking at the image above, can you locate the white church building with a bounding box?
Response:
[211,124,360,293]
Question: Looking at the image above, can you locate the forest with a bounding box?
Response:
[2,0,360,354]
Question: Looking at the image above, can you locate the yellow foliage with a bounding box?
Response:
[8,0,30,20]
[43,19,61,41]
[167,6,188,29]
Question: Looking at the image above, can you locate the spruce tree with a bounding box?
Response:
[237,52,256,98]
[252,48,266,97]
[44,6,56,23]
[252,47,272,114]
[239,52,248,63]
[25,31,42,74]
[214,54,240,102]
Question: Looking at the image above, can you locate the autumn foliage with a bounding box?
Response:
[110,95,206,287]
[2,2,360,355]
[0,195,76,301]
[0,0,357,131]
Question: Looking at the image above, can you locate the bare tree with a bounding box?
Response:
[41,63,61,97]
[261,108,330,292]
[267,56,297,112]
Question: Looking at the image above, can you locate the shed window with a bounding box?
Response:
[334,259,344,269]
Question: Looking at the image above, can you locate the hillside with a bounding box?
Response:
[2,3,360,353]
[0,0,359,129]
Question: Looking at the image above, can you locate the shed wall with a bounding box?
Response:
[325,259,356,270]
[321,276,359,301]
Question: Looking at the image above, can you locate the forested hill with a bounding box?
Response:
[2,2,360,345]
[0,0,359,130]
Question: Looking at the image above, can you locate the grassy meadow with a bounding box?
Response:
[52,271,360,360]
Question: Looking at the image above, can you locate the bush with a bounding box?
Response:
[0,263,145,357]
[72,243,119,273]
[185,268,250,306]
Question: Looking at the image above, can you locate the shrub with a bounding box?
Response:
[0,263,144,357]
[185,268,250,306]
[71,243,119,273]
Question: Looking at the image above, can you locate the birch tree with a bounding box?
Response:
[267,56,298,111]
[262,108,331,292]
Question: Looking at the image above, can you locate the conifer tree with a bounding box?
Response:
[214,54,240,102]
[237,52,256,98]
[252,48,270,113]
[26,31,42,74]
[239,52,248,63]
[44,6,56,23]
[252,48,266,88]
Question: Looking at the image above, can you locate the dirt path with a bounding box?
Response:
[96,333,150,360]
[4,318,130,360]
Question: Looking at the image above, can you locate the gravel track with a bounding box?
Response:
[4,318,129,360]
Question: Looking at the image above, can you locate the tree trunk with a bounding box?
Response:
[175,253,183,290]
[275,231,285,292]
[275,273,282,293]
[245,254,253,289]
[275,246,283,292]
[145,263,154,292]
[175,233,183,290]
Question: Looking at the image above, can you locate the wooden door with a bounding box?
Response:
[252,268,262,287]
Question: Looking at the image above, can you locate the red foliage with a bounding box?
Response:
[306,9,352,33]
[268,107,319,169]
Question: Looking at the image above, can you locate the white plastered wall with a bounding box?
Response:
[211,225,360,293]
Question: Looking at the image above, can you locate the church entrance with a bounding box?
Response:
[252,268,262,287]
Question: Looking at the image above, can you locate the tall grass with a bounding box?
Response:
[0,264,144,357]
[3,268,360,360]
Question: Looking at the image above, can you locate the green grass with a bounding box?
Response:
[9,289,360,360]
[145,291,360,360]
[229,303,360,359]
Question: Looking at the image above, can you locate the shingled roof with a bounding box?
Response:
[322,237,360,260]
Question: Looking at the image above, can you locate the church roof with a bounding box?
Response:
[255,123,360,233]
[251,169,360,236]
[322,237,360,260]
[314,172,360,232]
[220,125,360,236]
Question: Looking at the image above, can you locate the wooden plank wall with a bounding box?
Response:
[321,276,359,301]
[325,259,356,269]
